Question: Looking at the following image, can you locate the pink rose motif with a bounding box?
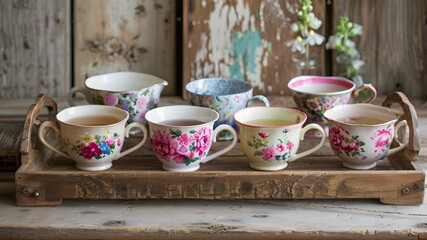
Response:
[151,130,179,160]
[286,142,294,151]
[80,142,102,160]
[329,126,345,151]
[177,134,193,146]
[276,143,285,152]
[117,138,121,146]
[106,137,114,146]
[136,96,147,109]
[371,128,392,152]
[104,93,118,106]
[193,127,212,157]
[262,147,275,161]
[258,132,269,138]
[306,98,322,111]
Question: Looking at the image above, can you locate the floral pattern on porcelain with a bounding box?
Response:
[92,88,157,123]
[329,124,393,160]
[370,125,393,159]
[151,127,213,166]
[246,129,295,162]
[188,93,250,130]
[329,125,367,160]
[293,92,350,125]
[67,131,121,160]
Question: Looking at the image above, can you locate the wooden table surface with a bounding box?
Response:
[0,96,427,240]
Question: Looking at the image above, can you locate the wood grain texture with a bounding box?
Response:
[0,122,23,171]
[0,0,70,99]
[73,0,176,95]
[333,0,426,98]
[182,0,326,97]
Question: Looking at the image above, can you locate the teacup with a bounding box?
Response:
[234,107,326,171]
[288,76,377,128]
[324,104,408,170]
[186,78,269,140]
[145,105,238,172]
[38,105,148,171]
[68,72,168,124]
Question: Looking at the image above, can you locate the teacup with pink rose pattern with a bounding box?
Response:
[324,103,408,170]
[234,106,326,171]
[145,105,237,172]
[288,76,377,128]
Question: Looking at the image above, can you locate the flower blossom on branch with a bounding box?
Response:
[286,0,324,59]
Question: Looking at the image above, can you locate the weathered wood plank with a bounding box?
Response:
[0,0,70,99]
[182,0,326,97]
[2,194,427,239]
[333,0,426,98]
[73,0,176,95]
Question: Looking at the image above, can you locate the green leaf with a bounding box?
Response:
[169,129,182,138]
[254,150,263,156]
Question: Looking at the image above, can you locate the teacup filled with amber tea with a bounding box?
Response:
[145,105,237,172]
[38,105,148,171]
[324,104,408,170]
[234,107,326,171]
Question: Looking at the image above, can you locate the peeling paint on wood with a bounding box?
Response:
[183,0,326,97]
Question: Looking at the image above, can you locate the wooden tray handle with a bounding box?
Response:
[382,92,420,168]
[20,94,58,166]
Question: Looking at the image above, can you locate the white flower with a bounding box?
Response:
[308,13,322,30]
[326,35,342,49]
[344,39,356,49]
[353,24,363,35]
[307,30,324,46]
[286,37,307,54]
[290,23,299,32]
[351,59,365,70]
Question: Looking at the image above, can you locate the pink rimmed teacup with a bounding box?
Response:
[288,76,377,128]
[145,105,237,172]
[234,107,326,171]
[324,104,408,170]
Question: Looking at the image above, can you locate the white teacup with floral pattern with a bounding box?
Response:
[186,78,269,141]
[234,107,326,171]
[324,104,408,170]
[145,105,238,172]
[68,72,168,125]
[38,105,148,171]
[288,76,377,128]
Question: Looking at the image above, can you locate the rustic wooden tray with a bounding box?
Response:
[15,94,425,206]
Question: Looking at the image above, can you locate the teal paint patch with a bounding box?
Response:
[230,29,263,81]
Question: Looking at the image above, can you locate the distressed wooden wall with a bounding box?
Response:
[333,0,427,99]
[74,0,176,96]
[0,0,70,99]
[182,0,326,97]
[0,0,425,100]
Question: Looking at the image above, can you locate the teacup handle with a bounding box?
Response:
[201,124,238,163]
[387,120,408,156]
[382,91,420,166]
[116,122,148,159]
[246,95,270,107]
[290,123,326,162]
[38,121,69,158]
[351,83,377,103]
[68,86,90,106]
[39,121,148,160]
